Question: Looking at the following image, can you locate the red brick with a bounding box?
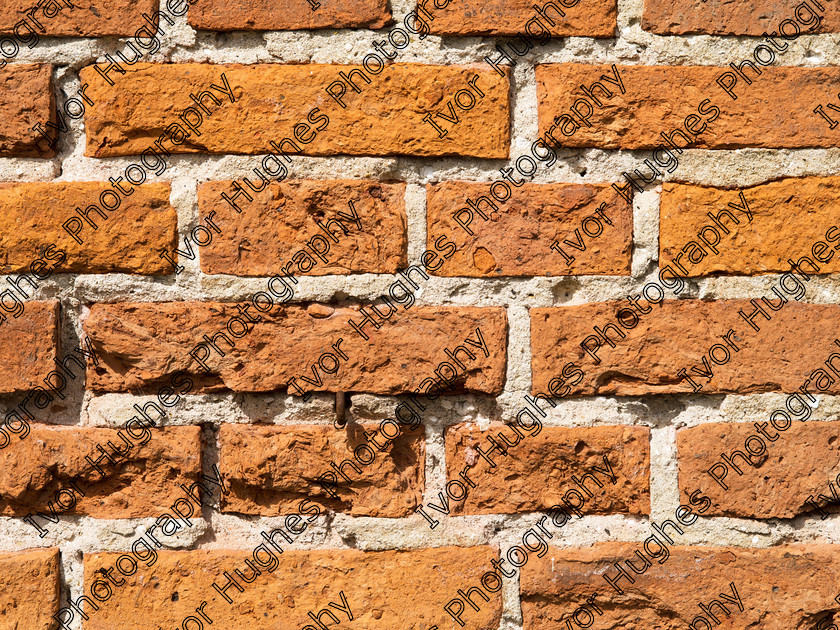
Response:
[531,300,840,396]
[0,300,59,395]
[0,182,177,275]
[84,547,502,630]
[0,426,201,518]
[643,0,840,35]
[0,548,60,630]
[522,543,840,629]
[84,302,508,395]
[0,64,55,157]
[660,177,840,276]
[427,182,632,277]
[0,0,158,36]
[445,424,650,514]
[429,0,616,37]
[80,63,511,158]
[189,0,390,30]
[678,421,840,518]
[219,423,424,517]
[536,64,840,149]
[197,180,406,276]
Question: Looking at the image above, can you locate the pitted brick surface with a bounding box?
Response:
[198,180,406,276]
[220,423,425,517]
[0,426,202,518]
[84,547,503,630]
[84,302,508,395]
[81,63,511,158]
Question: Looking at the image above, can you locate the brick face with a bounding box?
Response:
[428,0,616,37]
[219,423,425,517]
[521,543,840,630]
[536,64,840,149]
[531,301,840,397]
[426,182,632,277]
[0,300,59,395]
[84,302,508,395]
[0,426,202,518]
[0,0,158,36]
[0,182,177,275]
[84,547,502,630]
[660,177,840,276]
[643,0,840,35]
[677,421,840,518]
[80,63,511,158]
[189,0,390,30]
[445,424,650,514]
[0,64,55,157]
[0,548,60,630]
[197,180,407,276]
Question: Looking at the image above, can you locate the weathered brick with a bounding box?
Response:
[220,423,425,517]
[80,63,511,158]
[189,0,390,30]
[0,64,55,157]
[84,547,502,630]
[445,424,650,514]
[0,182,177,275]
[0,426,201,518]
[84,302,508,394]
[0,0,158,36]
[426,182,632,277]
[660,177,840,276]
[0,548,60,630]
[0,300,59,395]
[197,180,407,276]
[531,301,840,396]
[643,0,840,35]
[521,543,840,629]
[536,64,840,149]
[678,421,840,519]
[428,0,616,37]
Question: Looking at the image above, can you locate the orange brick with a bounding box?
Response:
[0,426,202,518]
[0,64,55,157]
[643,0,839,35]
[84,302,508,395]
[660,177,840,276]
[428,0,616,37]
[427,182,632,276]
[189,0,390,30]
[0,182,177,275]
[220,423,424,517]
[445,424,650,514]
[522,543,840,629]
[197,180,406,276]
[0,300,59,395]
[80,63,511,158]
[0,548,60,630]
[536,64,840,149]
[531,301,840,396]
[0,0,158,36]
[83,547,502,630]
[678,421,840,518]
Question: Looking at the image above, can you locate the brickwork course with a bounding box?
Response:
[1,0,840,628]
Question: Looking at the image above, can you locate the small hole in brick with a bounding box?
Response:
[171,592,179,602]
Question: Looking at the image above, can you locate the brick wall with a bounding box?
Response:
[1,0,840,628]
